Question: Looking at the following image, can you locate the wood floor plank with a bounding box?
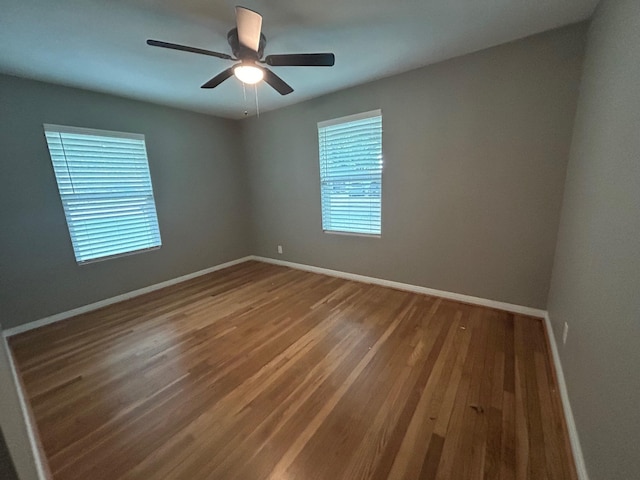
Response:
[484,313,506,480]
[380,309,468,480]
[9,261,578,480]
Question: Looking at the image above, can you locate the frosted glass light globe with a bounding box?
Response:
[234,65,264,84]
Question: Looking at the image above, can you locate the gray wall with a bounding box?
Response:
[0,331,40,480]
[547,1,640,478]
[242,24,586,309]
[0,75,251,330]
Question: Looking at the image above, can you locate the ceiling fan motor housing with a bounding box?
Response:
[227,28,266,61]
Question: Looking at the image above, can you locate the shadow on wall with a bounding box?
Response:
[0,429,19,480]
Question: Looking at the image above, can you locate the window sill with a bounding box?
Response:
[77,245,161,265]
[323,230,381,239]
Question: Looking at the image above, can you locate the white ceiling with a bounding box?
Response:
[0,0,598,119]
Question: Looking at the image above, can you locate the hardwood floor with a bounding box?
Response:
[9,261,577,480]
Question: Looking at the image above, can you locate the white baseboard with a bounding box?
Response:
[543,312,589,480]
[250,256,546,318]
[2,256,253,338]
[3,254,545,338]
[2,335,49,479]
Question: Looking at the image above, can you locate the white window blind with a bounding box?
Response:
[318,110,382,236]
[43,124,161,264]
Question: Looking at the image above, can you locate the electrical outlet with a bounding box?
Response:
[562,322,569,345]
[277,245,283,254]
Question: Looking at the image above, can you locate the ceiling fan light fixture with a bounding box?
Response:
[234,64,264,84]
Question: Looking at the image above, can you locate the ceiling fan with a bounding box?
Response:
[147,6,335,96]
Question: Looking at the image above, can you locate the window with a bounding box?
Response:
[43,124,161,264]
[318,109,383,236]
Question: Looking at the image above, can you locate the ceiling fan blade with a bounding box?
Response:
[201,68,235,89]
[263,68,294,95]
[264,53,335,67]
[147,39,232,60]
[235,6,262,52]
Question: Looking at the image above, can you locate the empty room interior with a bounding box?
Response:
[1,0,638,479]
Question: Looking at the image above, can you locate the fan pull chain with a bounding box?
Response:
[242,82,248,116]
[254,84,260,118]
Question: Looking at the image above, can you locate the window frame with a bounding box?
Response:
[43,124,162,265]
[317,109,383,237]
